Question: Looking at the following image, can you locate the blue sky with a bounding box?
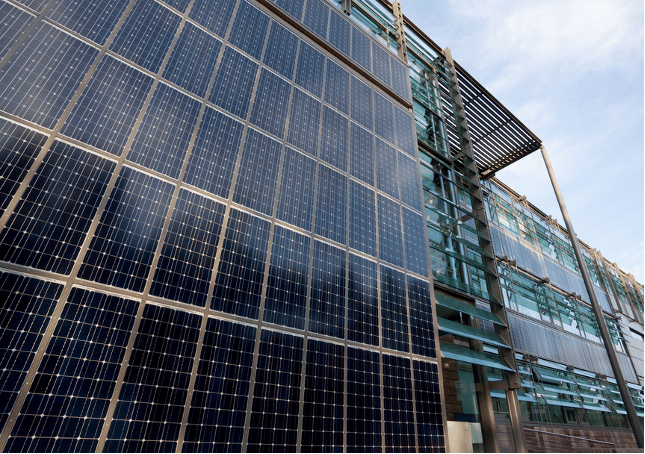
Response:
[402,0,644,282]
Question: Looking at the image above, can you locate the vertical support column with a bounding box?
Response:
[341,0,351,15]
[540,145,644,449]
[442,46,527,453]
[392,0,407,61]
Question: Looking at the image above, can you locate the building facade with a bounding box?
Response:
[0,0,642,453]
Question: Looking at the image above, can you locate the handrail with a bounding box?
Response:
[524,428,615,447]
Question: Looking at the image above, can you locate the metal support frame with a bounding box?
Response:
[540,145,644,448]
[391,0,407,61]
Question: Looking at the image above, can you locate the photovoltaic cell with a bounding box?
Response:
[104,304,201,453]
[183,106,244,198]
[376,138,399,199]
[295,41,325,98]
[161,0,190,13]
[263,22,299,80]
[110,0,181,74]
[347,254,378,346]
[248,329,303,452]
[303,0,329,39]
[287,88,321,156]
[189,0,236,38]
[264,225,310,330]
[0,119,46,219]
[0,2,33,60]
[7,288,138,453]
[228,1,269,61]
[150,189,225,307]
[309,240,346,339]
[350,122,374,186]
[319,106,348,171]
[378,194,404,268]
[382,354,415,452]
[249,68,291,139]
[381,266,409,352]
[372,42,391,87]
[9,0,47,13]
[276,147,316,231]
[163,21,222,98]
[351,27,371,72]
[78,166,174,293]
[273,0,304,20]
[403,208,428,276]
[351,76,373,130]
[210,46,259,120]
[347,347,381,451]
[46,0,129,46]
[61,55,154,156]
[211,208,271,319]
[315,164,347,245]
[183,318,255,453]
[407,277,435,358]
[302,339,344,451]
[394,106,416,156]
[398,153,423,212]
[414,360,444,453]
[328,10,350,57]
[391,56,411,101]
[374,92,395,145]
[0,21,98,129]
[324,60,350,115]
[0,273,62,433]
[233,128,282,215]
[128,82,201,179]
[348,179,376,256]
[0,141,115,275]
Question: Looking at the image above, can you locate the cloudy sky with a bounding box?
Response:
[402,0,644,281]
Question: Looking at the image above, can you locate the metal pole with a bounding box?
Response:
[540,146,644,448]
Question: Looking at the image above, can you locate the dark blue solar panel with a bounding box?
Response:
[414,360,444,453]
[0,141,115,275]
[78,167,174,292]
[347,254,378,346]
[0,21,98,129]
[391,56,411,101]
[319,106,348,171]
[378,194,404,268]
[394,106,417,156]
[276,147,316,231]
[309,240,345,338]
[128,82,201,179]
[104,305,201,453]
[403,208,429,277]
[350,122,374,186]
[46,0,129,45]
[211,208,270,319]
[349,179,376,256]
[150,189,226,306]
[0,120,46,219]
[347,347,381,451]
[295,41,325,98]
[210,46,259,120]
[351,26,371,71]
[374,92,395,145]
[183,106,244,198]
[382,354,415,452]
[264,225,310,330]
[263,22,299,79]
[9,0,47,13]
[273,0,304,20]
[381,266,409,353]
[228,1,269,60]
[162,0,190,12]
[351,76,373,130]
[302,339,344,451]
[110,0,181,74]
[372,42,392,87]
[303,0,329,39]
[233,128,282,215]
[399,152,423,211]
[315,164,347,245]
[287,88,322,156]
[376,138,399,199]
[249,68,291,138]
[183,318,255,453]
[408,277,435,358]
[248,329,303,452]
[163,22,222,98]
[7,288,137,453]
[0,2,34,60]
[61,55,154,156]
[0,273,62,433]
[328,10,350,57]
[324,60,349,115]
[189,0,237,38]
